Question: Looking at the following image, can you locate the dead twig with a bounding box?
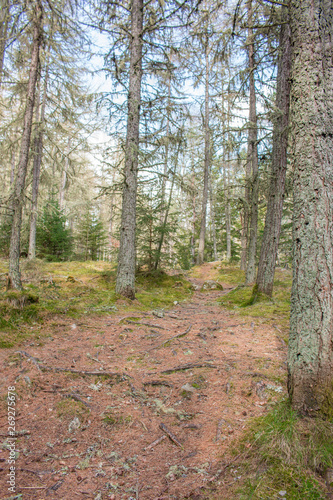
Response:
[19,486,46,489]
[160,325,192,347]
[126,320,169,330]
[64,393,90,408]
[41,366,128,379]
[144,434,167,451]
[17,352,128,379]
[161,362,217,374]
[143,380,173,388]
[216,419,225,442]
[159,423,183,448]
[16,350,42,372]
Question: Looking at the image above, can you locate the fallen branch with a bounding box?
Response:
[144,435,166,451]
[41,366,128,379]
[143,380,173,388]
[161,362,217,374]
[159,423,182,448]
[16,352,128,379]
[16,350,42,372]
[161,325,192,346]
[64,393,90,408]
[126,320,169,330]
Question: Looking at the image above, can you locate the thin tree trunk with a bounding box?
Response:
[0,0,10,88]
[256,10,291,296]
[8,2,42,289]
[116,0,143,299]
[59,139,70,210]
[245,0,259,284]
[287,0,333,416]
[160,77,171,224]
[225,81,232,262]
[210,178,218,261]
[10,148,15,186]
[154,140,181,270]
[225,161,232,262]
[197,39,210,265]
[190,169,196,266]
[28,64,48,260]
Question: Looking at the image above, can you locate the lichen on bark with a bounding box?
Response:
[287,0,333,416]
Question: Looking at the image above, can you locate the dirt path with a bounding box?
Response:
[0,263,287,500]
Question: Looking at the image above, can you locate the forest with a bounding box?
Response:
[0,0,332,499]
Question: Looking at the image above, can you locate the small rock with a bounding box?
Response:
[68,417,81,433]
[200,280,223,291]
[152,309,164,318]
[279,491,287,497]
[181,383,195,393]
[173,301,178,305]
[190,284,200,291]
[71,324,77,330]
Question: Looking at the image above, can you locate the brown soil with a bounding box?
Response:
[0,263,287,500]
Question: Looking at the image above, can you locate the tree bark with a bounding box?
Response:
[116,0,143,299]
[256,9,291,296]
[209,177,218,261]
[28,64,48,260]
[197,38,210,265]
[245,0,259,284]
[225,158,232,262]
[59,139,70,210]
[8,1,42,289]
[287,0,333,416]
[0,0,10,88]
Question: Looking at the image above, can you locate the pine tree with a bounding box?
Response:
[36,200,72,261]
[287,0,333,415]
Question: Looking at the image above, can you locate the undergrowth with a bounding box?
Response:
[0,259,192,347]
[218,266,291,335]
[227,399,333,499]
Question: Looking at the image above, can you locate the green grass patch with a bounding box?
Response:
[232,399,333,499]
[217,264,246,285]
[135,269,192,309]
[0,261,192,347]
[218,267,292,334]
[56,398,90,421]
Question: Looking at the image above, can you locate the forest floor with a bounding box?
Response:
[0,260,323,500]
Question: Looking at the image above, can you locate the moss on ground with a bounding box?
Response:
[218,265,291,336]
[0,260,192,347]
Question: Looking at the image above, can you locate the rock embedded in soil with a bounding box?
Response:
[200,280,223,291]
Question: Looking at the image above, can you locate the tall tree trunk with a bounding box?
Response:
[8,1,42,289]
[59,139,70,210]
[225,160,232,262]
[287,0,333,415]
[160,76,171,224]
[0,0,10,88]
[225,82,232,262]
[245,0,259,284]
[116,0,143,299]
[197,39,210,265]
[190,169,196,266]
[154,139,181,270]
[256,10,291,296]
[28,64,48,260]
[210,178,218,261]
